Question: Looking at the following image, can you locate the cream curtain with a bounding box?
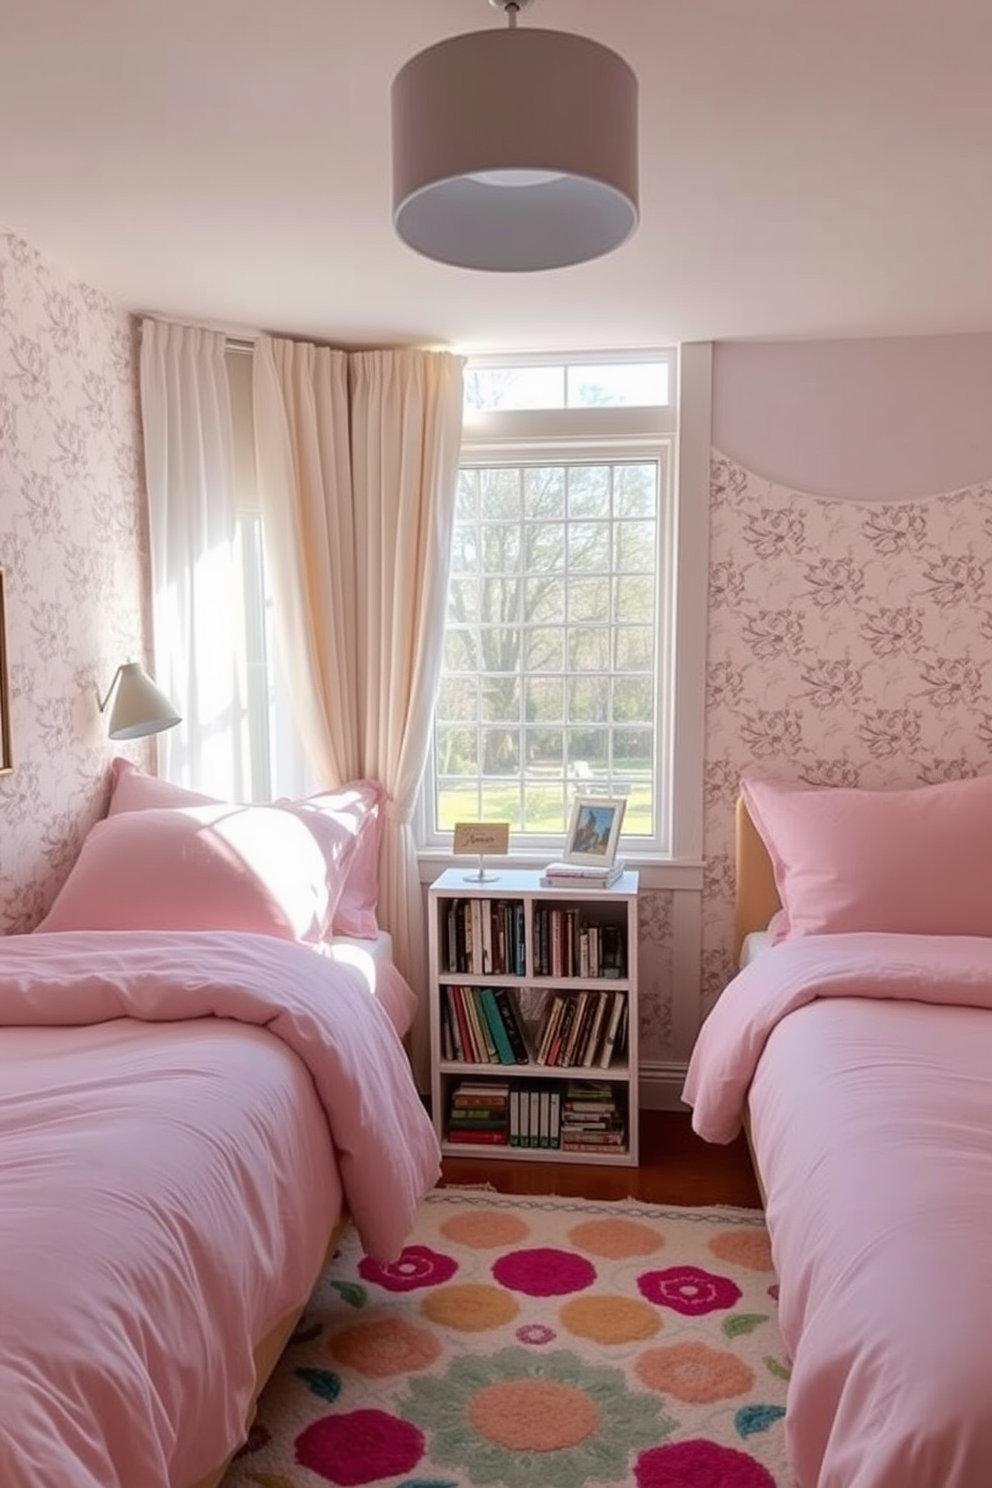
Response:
[139,321,246,797]
[253,339,464,1078]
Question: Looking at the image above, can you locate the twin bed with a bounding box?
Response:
[685,775,992,1488]
[0,761,440,1488]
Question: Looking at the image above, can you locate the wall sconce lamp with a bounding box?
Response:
[98,662,181,741]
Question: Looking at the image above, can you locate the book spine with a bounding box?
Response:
[480,987,516,1065]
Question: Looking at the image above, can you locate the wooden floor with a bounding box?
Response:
[440,1108,763,1208]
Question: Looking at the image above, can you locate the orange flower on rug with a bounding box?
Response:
[223,1190,791,1488]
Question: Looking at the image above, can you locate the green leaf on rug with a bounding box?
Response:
[294,1366,341,1402]
[763,1355,792,1381]
[290,1320,322,1344]
[330,1279,367,1308]
[723,1312,769,1338]
[736,1404,787,1437]
[396,1480,459,1488]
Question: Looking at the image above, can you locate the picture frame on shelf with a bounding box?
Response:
[563,795,626,866]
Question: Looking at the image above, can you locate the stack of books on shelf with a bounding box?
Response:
[533,988,627,1069]
[540,859,625,889]
[440,984,530,1065]
[446,1079,510,1145]
[559,1080,627,1155]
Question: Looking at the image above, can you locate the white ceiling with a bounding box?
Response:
[2,0,991,354]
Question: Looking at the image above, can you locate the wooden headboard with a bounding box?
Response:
[734,796,781,964]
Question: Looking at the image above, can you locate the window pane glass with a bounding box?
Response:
[569,628,610,672]
[612,676,653,723]
[526,726,563,764]
[615,626,654,670]
[480,467,522,519]
[567,522,610,573]
[465,365,565,412]
[436,727,478,775]
[524,626,564,670]
[615,463,657,517]
[567,465,610,518]
[481,672,520,722]
[568,675,609,721]
[524,578,564,625]
[525,676,563,720]
[615,574,655,624]
[568,729,609,771]
[437,780,482,830]
[480,729,520,774]
[566,362,669,408]
[615,519,656,572]
[527,523,567,572]
[567,577,610,623]
[524,466,565,518]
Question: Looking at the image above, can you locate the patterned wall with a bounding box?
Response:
[0,231,148,933]
[701,451,992,1018]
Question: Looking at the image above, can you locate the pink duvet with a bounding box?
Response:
[683,933,992,1488]
[0,929,440,1488]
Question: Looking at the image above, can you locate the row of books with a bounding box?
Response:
[440,984,530,1066]
[532,907,626,979]
[440,984,627,1070]
[445,1078,628,1153]
[533,988,627,1069]
[442,897,526,977]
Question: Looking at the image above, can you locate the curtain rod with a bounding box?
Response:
[225,337,255,354]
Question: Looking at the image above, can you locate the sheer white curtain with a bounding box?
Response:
[139,320,247,797]
[254,339,464,1078]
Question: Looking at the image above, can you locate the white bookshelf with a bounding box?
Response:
[427,868,640,1166]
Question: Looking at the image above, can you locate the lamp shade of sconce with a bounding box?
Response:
[98,662,181,741]
[391,0,638,272]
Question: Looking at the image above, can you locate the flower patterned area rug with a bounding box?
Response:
[223,1189,791,1488]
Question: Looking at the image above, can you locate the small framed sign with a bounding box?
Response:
[452,821,510,882]
[563,796,626,866]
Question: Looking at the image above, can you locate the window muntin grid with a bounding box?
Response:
[434,456,661,840]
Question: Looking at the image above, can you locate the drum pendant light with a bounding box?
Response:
[391,0,639,272]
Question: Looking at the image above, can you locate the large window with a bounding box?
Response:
[428,352,679,855]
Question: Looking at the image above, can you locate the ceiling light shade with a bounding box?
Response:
[98,661,181,741]
[391,1,638,272]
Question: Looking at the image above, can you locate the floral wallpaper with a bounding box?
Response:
[0,230,148,933]
[701,451,992,1018]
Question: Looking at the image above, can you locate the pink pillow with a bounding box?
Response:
[741,774,992,940]
[276,786,382,938]
[105,758,383,939]
[36,804,334,940]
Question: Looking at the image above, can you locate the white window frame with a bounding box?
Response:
[418,345,710,868]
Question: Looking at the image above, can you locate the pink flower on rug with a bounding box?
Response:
[295,1408,424,1485]
[516,1322,557,1346]
[635,1439,776,1487]
[637,1264,741,1316]
[358,1244,457,1293]
[492,1246,597,1297]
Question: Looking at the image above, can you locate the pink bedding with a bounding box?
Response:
[683,933,992,1488]
[0,930,440,1488]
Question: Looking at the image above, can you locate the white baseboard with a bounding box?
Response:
[638,1061,691,1111]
